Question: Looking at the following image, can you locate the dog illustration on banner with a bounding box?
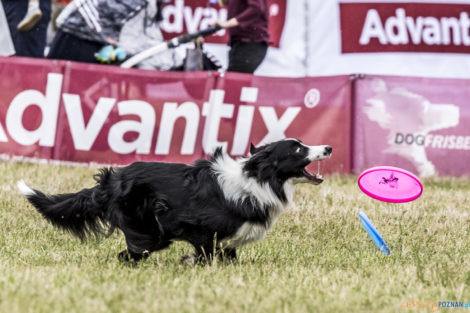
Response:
[364,79,459,177]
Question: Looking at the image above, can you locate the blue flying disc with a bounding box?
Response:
[359,211,390,255]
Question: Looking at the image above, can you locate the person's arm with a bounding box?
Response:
[216,0,266,29]
[217,17,238,29]
[231,0,266,28]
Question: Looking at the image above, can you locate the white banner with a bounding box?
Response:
[308,0,470,78]
[255,0,307,76]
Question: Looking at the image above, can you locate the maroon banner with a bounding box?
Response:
[55,62,216,165]
[353,75,470,177]
[340,2,470,54]
[6,57,470,177]
[0,57,351,172]
[214,73,352,173]
[160,0,287,48]
[0,57,64,160]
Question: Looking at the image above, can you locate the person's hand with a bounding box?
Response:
[216,18,238,29]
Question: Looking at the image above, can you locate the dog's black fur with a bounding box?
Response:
[19,139,332,263]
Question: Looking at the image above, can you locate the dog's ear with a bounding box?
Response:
[250,142,269,155]
[209,147,224,161]
[250,143,257,155]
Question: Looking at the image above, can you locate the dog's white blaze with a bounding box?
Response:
[283,139,331,162]
[305,144,331,161]
[17,180,35,196]
[212,154,295,247]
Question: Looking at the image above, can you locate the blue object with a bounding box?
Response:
[114,47,127,61]
[359,211,391,255]
[95,45,127,63]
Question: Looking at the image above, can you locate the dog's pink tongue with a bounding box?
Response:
[306,162,321,178]
[306,162,318,173]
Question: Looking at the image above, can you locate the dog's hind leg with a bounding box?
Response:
[116,210,171,262]
[117,216,172,262]
[114,183,172,263]
[118,239,171,262]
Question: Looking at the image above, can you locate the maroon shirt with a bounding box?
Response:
[227,0,270,43]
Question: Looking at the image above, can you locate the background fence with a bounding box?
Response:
[1,57,469,177]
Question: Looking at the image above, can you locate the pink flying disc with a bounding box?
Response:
[358,166,423,203]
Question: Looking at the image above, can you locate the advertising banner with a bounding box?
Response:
[308,0,470,78]
[340,2,470,54]
[0,57,64,160]
[214,73,352,173]
[55,62,216,165]
[353,75,470,177]
[2,57,470,177]
[0,57,351,173]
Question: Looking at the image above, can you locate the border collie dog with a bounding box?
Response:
[18,139,332,263]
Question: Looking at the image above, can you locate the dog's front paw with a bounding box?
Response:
[118,249,132,262]
[118,249,149,263]
[180,254,199,266]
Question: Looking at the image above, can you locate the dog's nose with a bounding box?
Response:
[324,146,333,155]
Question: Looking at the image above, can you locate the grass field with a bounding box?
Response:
[1,161,470,313]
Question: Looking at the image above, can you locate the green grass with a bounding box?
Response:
[1,161,470,313]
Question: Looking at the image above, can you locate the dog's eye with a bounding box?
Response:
[295,147,302,153]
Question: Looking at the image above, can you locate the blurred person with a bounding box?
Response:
[0,0,15,56]
[216,0,269,74]
[46,0,142,63]
[50,0,72,32]
[45,0,72,48]
[119,0,182,70]
[47,1,99,63]
[17,0,42,31]
[48,0,181,69]
[2,0,51,57]
[51,0,71,30]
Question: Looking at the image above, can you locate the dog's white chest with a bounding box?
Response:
[212,155,296,248]
[225,222,268,247]
[224,202,287,248]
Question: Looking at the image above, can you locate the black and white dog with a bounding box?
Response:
[18,139,332,263]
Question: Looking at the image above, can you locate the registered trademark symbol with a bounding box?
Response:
[269,4,279,16]
[304,88,320,108]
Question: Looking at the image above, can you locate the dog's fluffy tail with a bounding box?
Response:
[17,168,114,240]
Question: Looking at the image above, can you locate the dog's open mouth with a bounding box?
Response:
[301,168,323,184]
[293,162,324,185]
